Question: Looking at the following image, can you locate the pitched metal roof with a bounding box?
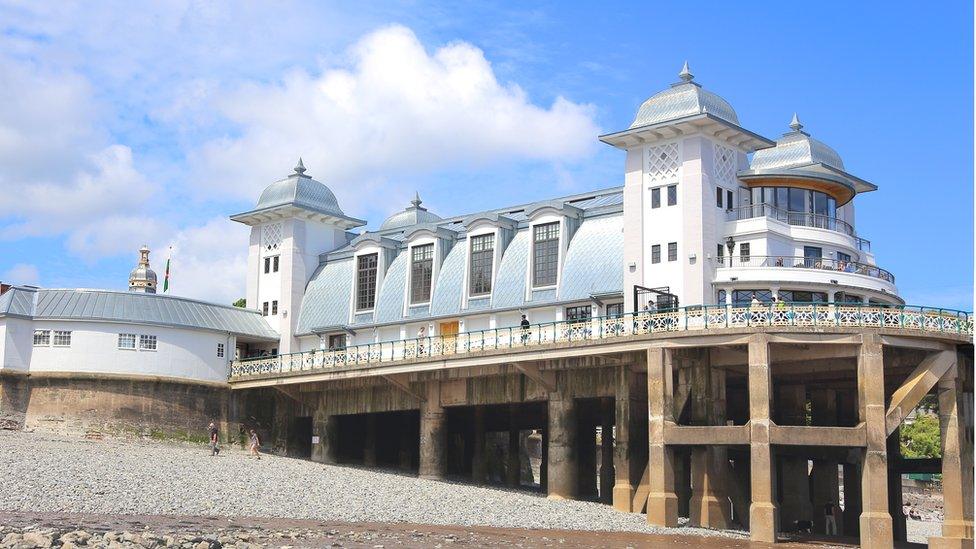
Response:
[295,260,354,334]
[429,242,466,316]
[0,287,277,340]
[558,216,624,301]
[374,253,408,323]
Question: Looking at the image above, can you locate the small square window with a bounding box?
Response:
[651,244,661,264]
[217,343,225,358]
[139,335,157,351]
[272,300,278,315]
[33,330,50,346]
[262,302,269,316]
[118,333,136,349]
[667,185,677,206]
[667,242,677,262]
[651,188,661,209]
[53,330,71,347]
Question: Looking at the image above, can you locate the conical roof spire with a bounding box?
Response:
[789,113,803,132]
[293,157,307,176]
[678,61,694,82]
[410,191,423,209]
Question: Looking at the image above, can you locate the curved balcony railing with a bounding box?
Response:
[727,203,871,252]
[229,303,970,379]
[717,255,895,284]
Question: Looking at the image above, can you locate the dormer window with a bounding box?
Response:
[410,244,434,304]
[533,222,560,287]
[356,253,378,310]
[470,234,494,296]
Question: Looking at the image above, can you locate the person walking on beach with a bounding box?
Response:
[208,420,220,456]
[248,429,261,459]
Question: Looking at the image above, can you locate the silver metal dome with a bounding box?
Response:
[254,159,347,217]
[380,193,442,231]
[750,114,845,171]
[128,245,158,294]
[629,62,739,129]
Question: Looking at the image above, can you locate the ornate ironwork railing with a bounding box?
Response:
[716,255,895,284]
[229,303,971,379]
[727,203,866,243]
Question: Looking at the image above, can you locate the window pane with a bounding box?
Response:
[667,242,677,262]
[827,197,836,219]
[263,257,270,273]
[651,244,661,264]
[411,244,434,303]
[716,187,723,208]
[273,256,279,272]
[53,330,71,346]
[775,187,788,209]
[118,333,136,349]
[328,334,346,350]
[727,190,734,211]
[470,234,494,295]
[651,187,660,208]
[813,191,828,216]
[667,185,677,206]
[533,223,560,286]
[717,243,724,259]
[740,243,750,262]
[33,330,50,346]
[272,300,278,315]
[566,305,592,322]
[606,303,623,317]
[139,335,157,350]
[217,343,224,358]
[357,253,378,310]
[752,187,763,205]
[789,188,805,212]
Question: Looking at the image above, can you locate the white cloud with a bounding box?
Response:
[191,25,600,215]
[2,263,40,286]
[154,218,249,305]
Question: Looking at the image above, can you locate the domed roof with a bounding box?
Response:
[129,264,157,282]
[254,159,347,217]
[128,245,157,294]
[629,62,739,129]
[380,193,442,231]
[750,114,845,171]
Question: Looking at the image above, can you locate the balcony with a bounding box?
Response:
[229,303,969,380]
[727,203,871,252]
[717,255,894,284]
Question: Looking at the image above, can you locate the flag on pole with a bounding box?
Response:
[163,247,172,292]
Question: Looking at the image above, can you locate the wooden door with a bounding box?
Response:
[439,321,459,354]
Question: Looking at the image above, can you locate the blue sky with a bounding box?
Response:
[0,1,972,309]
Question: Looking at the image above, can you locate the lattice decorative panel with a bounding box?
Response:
[714,144,737,184]
[646,143,680,183]
[262,222,283,252]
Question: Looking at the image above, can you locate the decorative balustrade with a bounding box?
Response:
[727,203,862,237]
[716,255,895,284]
[229,303,971,379]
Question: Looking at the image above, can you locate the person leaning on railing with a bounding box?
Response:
[520,314,531,345]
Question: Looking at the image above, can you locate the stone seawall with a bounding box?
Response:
[0,371,229,441]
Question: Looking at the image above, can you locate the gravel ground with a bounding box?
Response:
[0,431,745,540]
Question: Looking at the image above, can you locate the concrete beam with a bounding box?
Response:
[272,384,302,403]
[510,362,556,393]
[382,374,426,402]
[664,425,749,445]
[880,335,954,351]
[767,333,861,345]
[768,424,866,447]
[885,350,955,436]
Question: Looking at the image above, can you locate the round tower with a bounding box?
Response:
[128,245,158,293]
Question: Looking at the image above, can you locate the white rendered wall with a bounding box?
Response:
[0,318,33,372]
[26,320,235,383]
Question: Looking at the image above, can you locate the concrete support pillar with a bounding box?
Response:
[687,350,731,529]
[748,334,778,543]
[472,406,486,484]
[547,382,577,500]
[858,335,893,548]
[810,388,841,535]
[613,366,635,511]
[647,347,678,526]
[507,404,520,487]
[887,429,906,543]
[600,398,614,505]
[363,414,377,467]
[843,461,862,537]
[419,382,447,480]
[930,364,975,548]
[777,384,813,530]
[311,412,337,465]
[540,428,549,493]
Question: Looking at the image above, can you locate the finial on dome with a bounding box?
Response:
[789,113,803,132]
[294,157,307,176]
[410,191,423,208]
[679,61,694,82]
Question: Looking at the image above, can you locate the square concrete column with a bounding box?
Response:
[419,381,447,480]
[647,347,678,526]
[363,414,377,467]
[748,334,778,543]
[507,404,520,487]
[810,388,842,535]
[600,398,615,505]
[930,364,975,548]
[613,366,635,511]
[858,335,893,548]
[311,411,338,464]
[547,382,577,499]
[778,384,813,529]
[688,351,731,529]
[472,406,486,484]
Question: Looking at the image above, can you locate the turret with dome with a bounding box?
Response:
[128,245,157,293]
[379,193,442,231]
